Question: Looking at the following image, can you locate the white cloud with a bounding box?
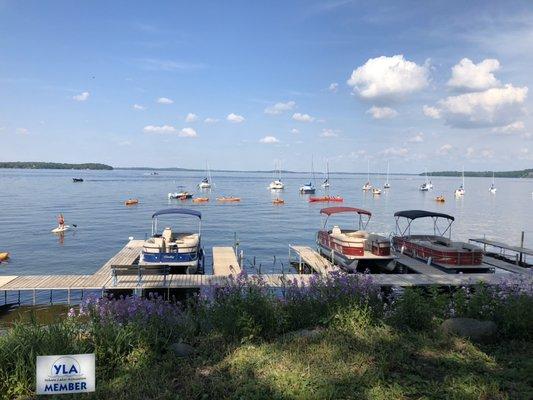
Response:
[185,113,198,123]
[494,121,525,134]
[381,147,408,157]
[143,125,197,137]
[408,132,424,143]
[226,113,245,123]
[179,127,197,137]
[466,147,476,158]
[320,128,338,138]
[347,55,429,100]
[435,84,528,128]
[366,106,398,119]
[328,82,339,92]
[73,91,90,101]
[291,128,299,134]
[438,144,454,155]
[423,105,441,119]
[204,117,219,123]
[17,127,29,135]
[143,125,176,134]
[259,135,279,144]
[292,112,315,122]
[157,97,174,104]
[447,58,500,91]
[132,104,146,111]
[264,101,296,115]
[481,148,495,158]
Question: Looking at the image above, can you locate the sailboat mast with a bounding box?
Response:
[386,161,389,184]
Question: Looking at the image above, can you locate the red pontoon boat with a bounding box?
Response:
[392,210,484,270]
[316,207,397,272]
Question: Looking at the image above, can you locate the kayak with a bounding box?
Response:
[125,199,139,206]
[273,198,285,205]
[217,197,241,202]
[51,225,70,233]
[308,196,344,203]
[193,197,209,203]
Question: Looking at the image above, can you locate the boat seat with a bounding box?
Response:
[331,226,342,235]
[143,237,165,253]
[345,230,369,239]
[162,227,173,243]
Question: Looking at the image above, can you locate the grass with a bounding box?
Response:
[0,273,532,399]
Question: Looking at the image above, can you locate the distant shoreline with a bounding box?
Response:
[424,169,533,178]
[0,162,113,170]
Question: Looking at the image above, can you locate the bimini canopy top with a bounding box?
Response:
[320,206,371,216]
[152,208,202,219]
[394,210,454,221]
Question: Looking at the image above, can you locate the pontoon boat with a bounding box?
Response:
[392,210,484,270]
[139,208,204,274]
[316,207,397,272]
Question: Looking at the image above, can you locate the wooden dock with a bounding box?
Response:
[396,254,447,275]
[212,247,241,275]
[0,242,528,306]
[481,256,529,275]
[289,245,340,274]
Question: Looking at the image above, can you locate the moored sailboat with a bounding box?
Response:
[454,168,465,197]
[489,171,497,193]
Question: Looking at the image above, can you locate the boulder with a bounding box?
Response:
[440,318,497,341]
[169,342,196,357]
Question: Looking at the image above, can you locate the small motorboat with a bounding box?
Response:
[217,196,241,202]
[139,208,204,274]
[309,196,343,203]
[435,196,445,202]
[0,252,9,262]
[168,191,193,200]
[193,197,209,203]
[392,210,484,271]
[317,207,397,272]
[372,188,382,195]
[362,182,372,191]
[125,199,139,206]
[273,198,285,205]
[72,178,83,183]
[150,171,159,176]
[299,182,316,194]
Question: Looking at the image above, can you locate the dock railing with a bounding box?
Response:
[111,265,170,287]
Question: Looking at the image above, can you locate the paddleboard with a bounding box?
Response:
[51,225,70,233]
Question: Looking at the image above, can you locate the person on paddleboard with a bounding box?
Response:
[57,213,65,230]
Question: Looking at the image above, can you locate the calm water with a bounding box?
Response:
[0,169,532,279]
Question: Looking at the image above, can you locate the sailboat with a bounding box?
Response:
[362,159,372,191]
[269,160,285,190]
[322,161,330,188]
[198,162,212,189]
[419,169,433,191]
[454,168,465,196]
[299,157,317,194]
[489,171,497,194]
[383,161,390,189]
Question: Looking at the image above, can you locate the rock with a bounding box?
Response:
[169,342,196,357]
[285,327,324,340]
[440,318,497,341]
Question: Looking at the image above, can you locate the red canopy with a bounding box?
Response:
[320,206,371,216]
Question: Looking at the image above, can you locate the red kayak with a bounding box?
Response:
[309,196,344,203]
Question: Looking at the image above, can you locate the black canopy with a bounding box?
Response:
[394,210,454,221]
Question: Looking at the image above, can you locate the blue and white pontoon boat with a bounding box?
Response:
[139,208,204,274]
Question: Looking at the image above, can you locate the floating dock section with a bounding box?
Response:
[212,247,242,275]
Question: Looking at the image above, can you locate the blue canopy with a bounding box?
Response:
[152,208,202,219]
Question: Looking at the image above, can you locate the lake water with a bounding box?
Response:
[0,169,532,279]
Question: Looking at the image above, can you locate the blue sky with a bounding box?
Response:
[1,0,532,172]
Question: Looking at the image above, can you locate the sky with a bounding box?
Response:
[1,0,532,173]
